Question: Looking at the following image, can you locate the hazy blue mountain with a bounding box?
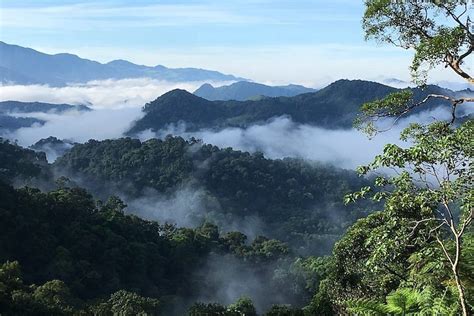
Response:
[435,80,473,91]
[0,115,45,131]
[379,77,473,92]
[0,101,90,132]
[381,78,412,88]
[0,42,244,86]
[0,101,91,114]
[128,79,466,135]
[0,66,40,85]
[194,81,317,100]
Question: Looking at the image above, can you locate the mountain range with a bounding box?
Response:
[128,79,469,134]
[0,42,244,86]
[194,81,317,101]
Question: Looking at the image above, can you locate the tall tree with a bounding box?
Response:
[348,1,474,315]
[357,0,474,135]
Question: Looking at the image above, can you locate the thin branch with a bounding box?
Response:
[409,217,441,236]
[429,221,447,236]
[436,235,454,267]
[439,3,473,41]
[458,208,473,237]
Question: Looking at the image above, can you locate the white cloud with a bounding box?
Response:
[0,78,233,109]
[4,108,143,147]
[139,117,398,169]
[139,105,463,169]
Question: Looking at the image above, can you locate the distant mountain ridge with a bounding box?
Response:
[0,42,245,86]
[128,79,471,135]
[0,101,91,132]
[0,100,91,114]
[0,115,44,131]
[194,81,317,101]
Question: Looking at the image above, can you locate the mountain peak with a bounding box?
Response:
[320,79,394,96]
[161,88,196,98]
[144,89,209,112]
[128,89,219,134]
[194,80,316,101]
[107,59,137,66]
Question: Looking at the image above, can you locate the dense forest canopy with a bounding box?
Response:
[53,136,373,256]
[0,138,341,314]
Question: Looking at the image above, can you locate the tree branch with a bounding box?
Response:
[436,235,454,267]
[438,3,473,41]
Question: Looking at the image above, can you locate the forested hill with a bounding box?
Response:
[53,136,372,255]
[127,79,460,134]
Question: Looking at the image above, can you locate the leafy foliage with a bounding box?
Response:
[363,0,474,84]
[0,180,299,314]
[0,138,50,184]
[346,287,459,316]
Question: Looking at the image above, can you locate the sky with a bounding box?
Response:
[0,0,467,86]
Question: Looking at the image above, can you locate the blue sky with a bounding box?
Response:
[0,0,461,86]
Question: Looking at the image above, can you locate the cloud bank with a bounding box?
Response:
[138,116,398,169]
[138,105,469,169]
[0,78,231,109]
[4,108,143,147]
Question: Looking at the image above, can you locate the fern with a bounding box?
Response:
[385,288,421,314]
[345,298,390,315]
[345,287,459,315]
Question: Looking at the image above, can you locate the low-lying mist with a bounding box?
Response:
[0,78,232,108]
[124,184,266,239]
[3,108,143,149]
[138,105,470,168]
[191,253,307,313]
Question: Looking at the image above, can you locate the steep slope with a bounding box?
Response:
[194,81,317,101]
[0,42,244,86]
